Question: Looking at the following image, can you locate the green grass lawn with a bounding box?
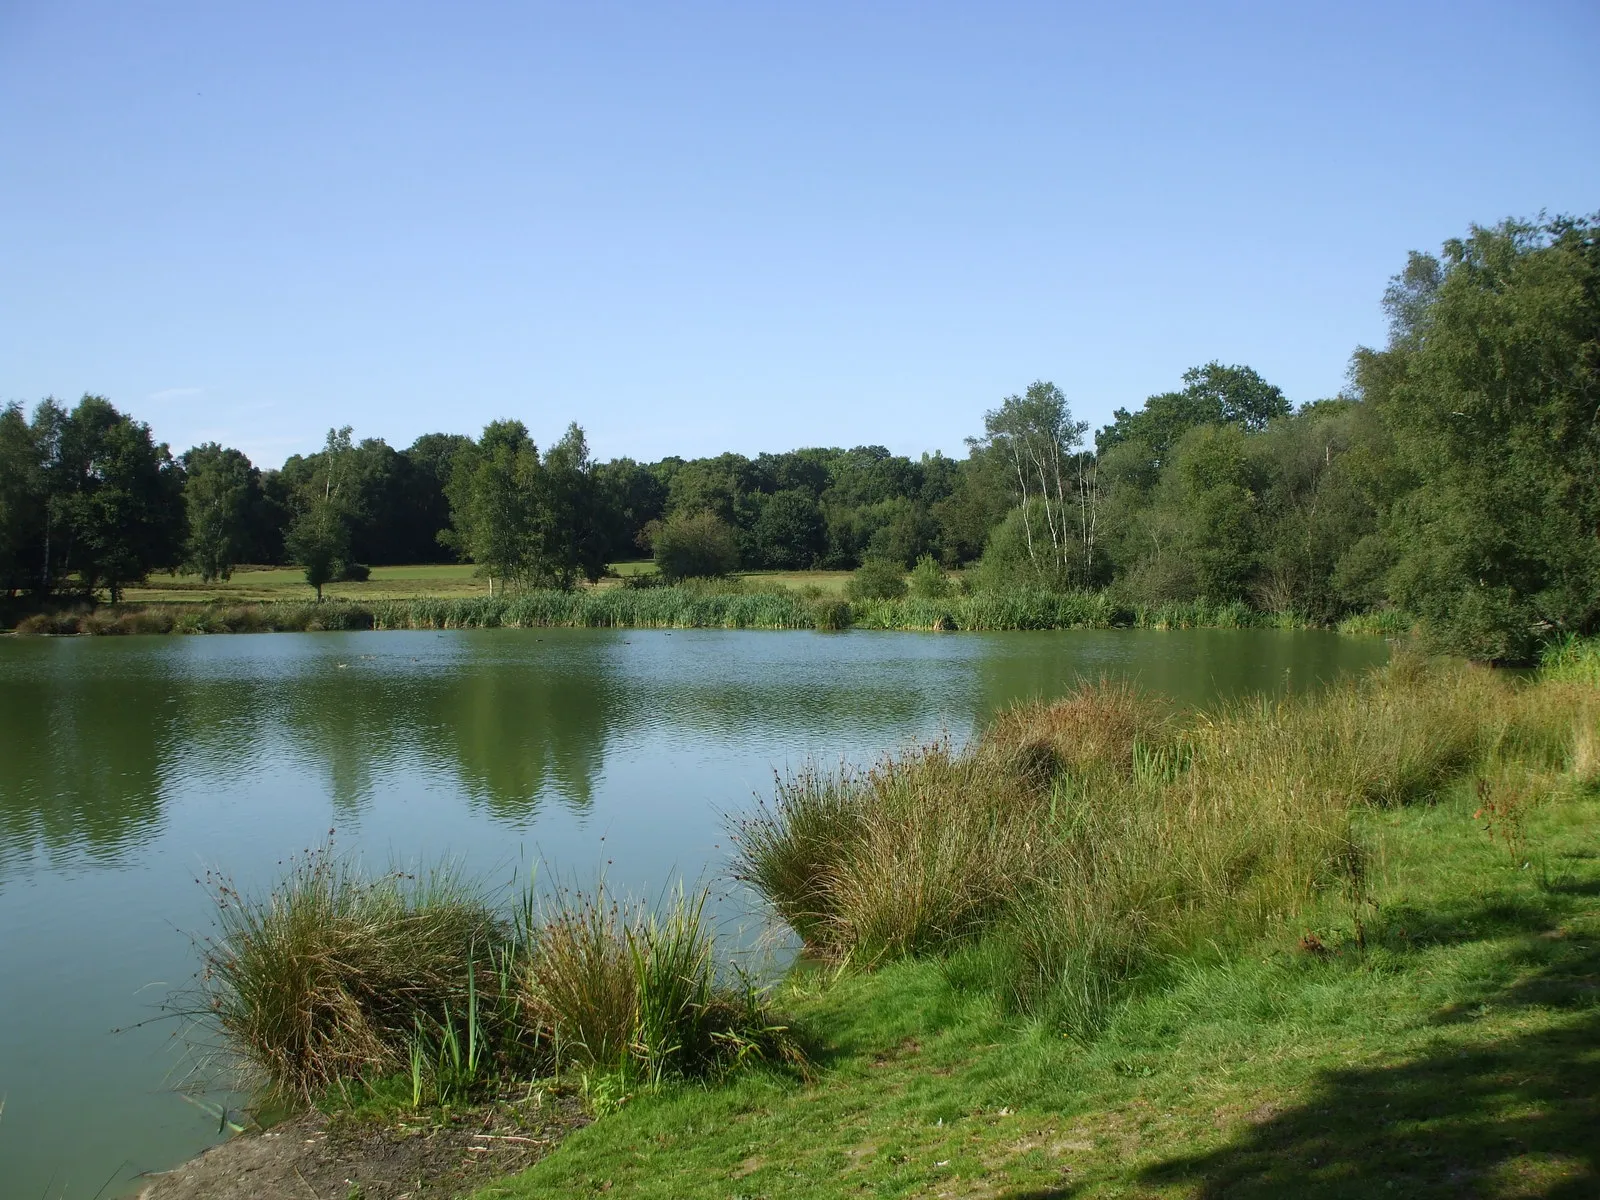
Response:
[118,563,856,604]
[121,562,492,602]
[476,778,1600,1199]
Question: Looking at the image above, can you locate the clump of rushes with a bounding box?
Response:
[195,851,504,1100]
[735,745,1044,964]
[733,656,1597,1033]
[978,677,1173,780]
[189,857,800,1107]
[518,884,802,1084]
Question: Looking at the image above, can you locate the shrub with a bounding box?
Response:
[907,554,950,599]
[648,511,741,582]
[810,599,852,631]
[1542,635,1600,688]
[15,609,86,635]
[846,558,907,602]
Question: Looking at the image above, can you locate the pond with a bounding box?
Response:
[0,627,1387,1196]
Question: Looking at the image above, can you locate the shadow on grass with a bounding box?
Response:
[1139,940,1600,1198]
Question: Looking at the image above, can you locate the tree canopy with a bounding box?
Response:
[4,210,1593,662]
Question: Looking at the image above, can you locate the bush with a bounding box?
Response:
[15,609,87,635]
[648,511,741,582]
[1542,636,1600,688]
[845,558,906,602]
[907,554,950,600]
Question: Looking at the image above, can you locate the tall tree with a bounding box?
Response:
[443,420,540,594]
[1099,362,1290,462]
[402,433,474,561]
[973,381,1090,582]
[0,403,44,595]
[181,443,260,581]
[285,427,357,600]
[752,489,825,568]
[594,456,667,558]
[1359,214,1600,660]
[538,423,609,587]
[46,396,185,600]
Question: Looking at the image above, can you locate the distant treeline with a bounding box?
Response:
[2,213,1596,660]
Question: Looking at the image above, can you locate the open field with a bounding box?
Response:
[115,563,857,604]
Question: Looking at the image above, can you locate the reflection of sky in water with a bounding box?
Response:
[0,627,1387,1198]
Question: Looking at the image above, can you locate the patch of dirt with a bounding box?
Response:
[134,1093,588,1200]
[870,1037,923,1067]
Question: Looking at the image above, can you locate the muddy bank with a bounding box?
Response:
[134,1095,587,1200]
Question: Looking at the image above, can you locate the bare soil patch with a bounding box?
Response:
[135,1094,588,1200]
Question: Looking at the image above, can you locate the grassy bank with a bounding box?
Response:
[473,653,1599,1198]
[10,586,1397,635]
[179,651,1600,1195]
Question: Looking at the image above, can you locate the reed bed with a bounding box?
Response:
[189,855,799,1105]
[1337,608,1419,637]
[1542,634,1600,688]
[732,655,1596,1033]
[10,587,1334,635]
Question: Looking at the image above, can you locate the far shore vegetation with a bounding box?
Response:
[6,581,1413,637]
[177,643,1600,1196]
[6,213,1598,661]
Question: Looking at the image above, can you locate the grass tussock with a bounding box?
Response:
[195,854,504,1099]
[733,654,1597,1033]
[188,854,800,1107]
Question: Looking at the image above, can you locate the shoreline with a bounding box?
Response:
[3,590,1414,638]
[129,651,1599,1197]
[133,1097,588,1200]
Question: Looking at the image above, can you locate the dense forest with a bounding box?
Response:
[2,215,1596,661]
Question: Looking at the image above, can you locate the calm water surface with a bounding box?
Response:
[0,627,1387,1196]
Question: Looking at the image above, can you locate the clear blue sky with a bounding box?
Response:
[2,1,1596,469]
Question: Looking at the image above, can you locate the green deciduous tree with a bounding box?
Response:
[0,403,45,595]
[285,427,357,600]
[972,381,1093,585]
[539,423,611,587]
[648,510,741,581]
[181,443,261,581]
[752,488,825,569]
[1359,214,1600,660]
[43,396,185,601]
[443,420,540,595]
[1100,362,1290,462]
